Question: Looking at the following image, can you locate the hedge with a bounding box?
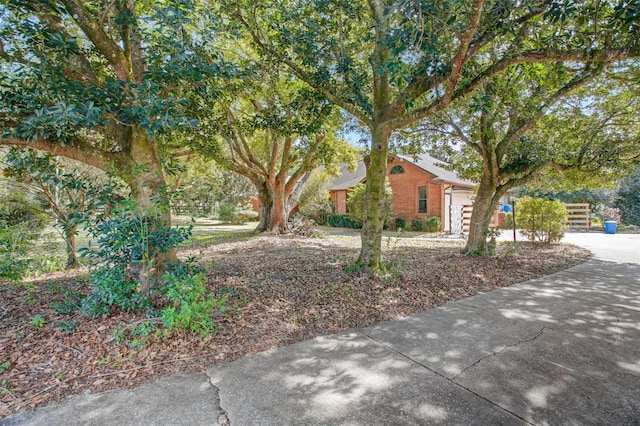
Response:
[327,214,362,229]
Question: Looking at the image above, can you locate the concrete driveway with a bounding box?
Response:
[207,232,640,424]
[206,259,640,425]
[562,231,640,264]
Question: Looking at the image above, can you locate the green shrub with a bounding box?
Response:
[218,203,256,224]
[79,181,192,317]
[346,182,393,224]
[81,200,192,271]
[516,196,567,243]
[395,218,406,230]
[424,216,441,232]
[411,219,423,231]
[503,212,514,229]
[161,265,227,337]
[300,199,333,225]
[327,214,362,229]
[0,191,49,282]
[299,171,334,225]
[30,314,46,328]
[614,165,640,226]
[218,202,237,223]
[81,267,152,317]
[0,192,49,230]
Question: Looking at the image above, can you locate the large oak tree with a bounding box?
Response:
[417,64,640,255]
[193,70,356,232]
[0,0,222,291]
[220,0,640,270]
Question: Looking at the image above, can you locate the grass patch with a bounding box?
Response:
[180,230,258,248]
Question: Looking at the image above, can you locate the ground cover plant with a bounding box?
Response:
[0,229,590,418]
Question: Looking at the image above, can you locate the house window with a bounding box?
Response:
[390,165,405,174]
[418,186,427,213]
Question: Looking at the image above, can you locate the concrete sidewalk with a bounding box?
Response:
[3,235,639,425]
[207,259,640,425]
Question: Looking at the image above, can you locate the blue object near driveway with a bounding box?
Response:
[503,204,512,213]
[605,221,618,234]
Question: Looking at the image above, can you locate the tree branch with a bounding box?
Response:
[27,6,102,86]
[387,46,640,130]
[496,64,604,159]
[443,0,485,106]
[228,7,372,126]
[62,0,128,80]
[448,120,482,155]
[0,137,117,171]
[0,38,27,64]
[457,46,640,104]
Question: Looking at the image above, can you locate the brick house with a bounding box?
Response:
[328,154,476,232]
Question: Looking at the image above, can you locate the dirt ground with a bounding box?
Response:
[0,232,591,418]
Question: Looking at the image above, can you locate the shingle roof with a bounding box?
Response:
[328,154,475,190]
[327,161,367,190]
[397,154,476,187]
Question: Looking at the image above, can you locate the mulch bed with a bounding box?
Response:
[0,234,591,418]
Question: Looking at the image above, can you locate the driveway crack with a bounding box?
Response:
[360,330,536,425]
[451,327,546,380]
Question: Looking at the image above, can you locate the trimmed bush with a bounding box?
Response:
[516,196,567,243]
[327,214,362,229]
[411,219,423,231]
[424,216,441,232]
[395,218,406,230]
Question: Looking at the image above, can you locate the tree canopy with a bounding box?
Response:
[219,0,640,268]
[0,0,236,290]
[188,53,358,232]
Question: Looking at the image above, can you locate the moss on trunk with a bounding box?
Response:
[357,125,391,269]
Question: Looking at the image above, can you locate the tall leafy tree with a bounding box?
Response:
[168,156,255,215]
[417,67,640,255]
[0,0,224,288]
[220,0,640,269]
[192,66,357,232]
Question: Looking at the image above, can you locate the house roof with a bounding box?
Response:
[328,154,475,191]
[327,161,368,190]
[396,154,476,187]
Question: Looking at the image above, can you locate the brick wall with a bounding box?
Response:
[387,157,443,224]
[330,190,348,214]
[328,158,446,228]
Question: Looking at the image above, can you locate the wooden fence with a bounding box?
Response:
[462,204,473,234]
[564,203,590,230]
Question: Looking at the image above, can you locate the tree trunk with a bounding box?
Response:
[256,186,273,232]
[255,180,291,233]
[269,181,289,233]
[65,229,79,269]
[287,171,312,217]
[123,127,176,294]
[464,177,505,256]
[357,125,391,270]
